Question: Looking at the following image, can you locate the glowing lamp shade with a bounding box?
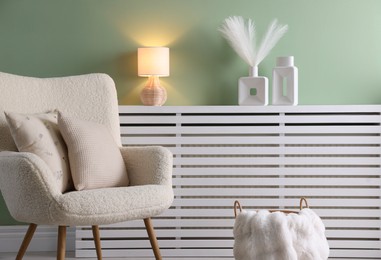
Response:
[138,47,169,77]
[138,47,170,106]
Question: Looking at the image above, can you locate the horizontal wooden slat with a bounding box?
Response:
[173,167,381,176]
[172,177,379,186]
[330,249,381,258]
[78,229,379,240]
[173,157,381,166]
[122,125,381,135]
[120,114,381,125]
[174,187,380,197]
[160,208,381,218]
[76,239,381,250]
[119,104,381,113]
[96,219,381,230]
[168,146,381,155]
[76,239,232,249]
[77,228,381,240]
[171,198,381,208]
[178,115,381,124]
[122,135,381,145]
[76,248,234,258]
[120,115,178,124]
[77,248,381,259]
[121,126,177,134]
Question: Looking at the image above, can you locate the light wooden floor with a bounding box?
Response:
[0,252,73,260]
[0,252,133,260]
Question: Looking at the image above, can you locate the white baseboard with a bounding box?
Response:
[0,225,75,253]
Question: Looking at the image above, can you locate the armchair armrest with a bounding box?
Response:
[119,146,173,186]
[0,151,61,224]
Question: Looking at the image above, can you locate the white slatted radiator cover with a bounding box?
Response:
[76,105,381,259]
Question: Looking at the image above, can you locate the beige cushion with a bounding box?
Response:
[4,111,73,192]
[58,112,129,191]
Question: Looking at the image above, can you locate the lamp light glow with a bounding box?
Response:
[137,47,170,106]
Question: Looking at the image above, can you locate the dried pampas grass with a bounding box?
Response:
[219,16,288,67]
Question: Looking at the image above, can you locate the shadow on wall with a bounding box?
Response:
[116,51,143,105]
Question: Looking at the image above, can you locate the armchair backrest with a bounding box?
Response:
[0,72,121,151]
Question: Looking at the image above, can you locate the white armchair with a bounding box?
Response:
[0,72,174,259]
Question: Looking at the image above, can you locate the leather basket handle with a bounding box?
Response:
[234,200,242,218]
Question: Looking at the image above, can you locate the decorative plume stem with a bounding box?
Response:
[249,66,258,77]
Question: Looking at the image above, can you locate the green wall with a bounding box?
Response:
[1,0,381,106]
[1,0,381,224]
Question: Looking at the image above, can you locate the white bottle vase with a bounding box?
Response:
[272,56,298,105]
[238,66,268,106]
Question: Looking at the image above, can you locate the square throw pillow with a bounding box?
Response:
[57,112,129,191]
[4,111,73,193]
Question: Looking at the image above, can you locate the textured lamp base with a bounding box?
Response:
[140,76,167,106]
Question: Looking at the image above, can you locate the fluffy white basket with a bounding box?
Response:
[233,198,329,260]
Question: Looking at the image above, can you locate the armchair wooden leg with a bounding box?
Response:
[16,223,37,260]
[92,225,102,260]
[57,226,66,260]
[144,218,162,260]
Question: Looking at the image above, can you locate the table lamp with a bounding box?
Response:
[138,47,169,106]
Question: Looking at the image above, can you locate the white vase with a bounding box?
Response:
[238,66,268,106]
[272,56,298,105]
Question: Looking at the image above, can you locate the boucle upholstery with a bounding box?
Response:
[0,72,121,151]
[0,147,173,225]
[0,72,173,226]
[51,185,173,225]
[120,146,173,186]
